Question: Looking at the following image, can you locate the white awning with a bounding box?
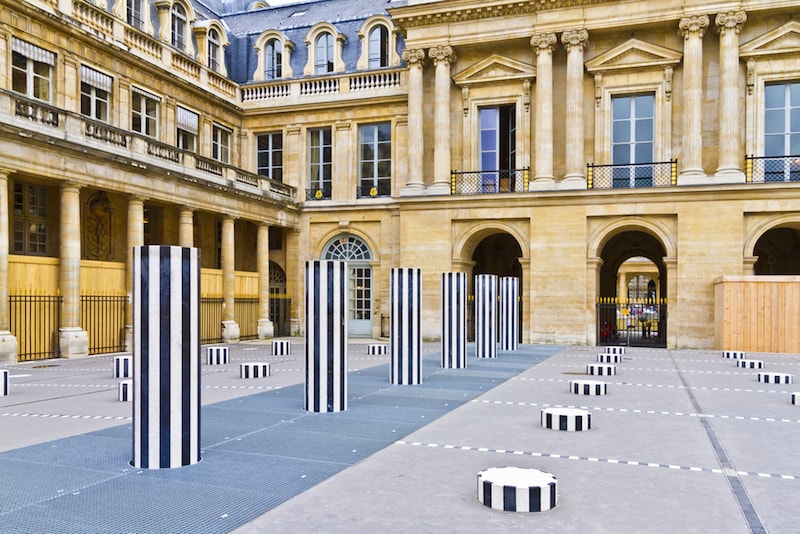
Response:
[12,37,55,66]
[131,86,162,102]
[81,65,113,92]
[176,106,199,134]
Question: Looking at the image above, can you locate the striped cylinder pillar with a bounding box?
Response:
[132,246,200,469]
[499,277,519,351]
[1,369,8,396]
[305,260,348,412]
[441,272,467,369]
[475,274,498,359]
[391,268,422,385]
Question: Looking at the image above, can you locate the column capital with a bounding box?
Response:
[530,32,557,53]
[402,48,426,66]
[715,11,746,35]
[561,29,588,52]
[428,45,456,65]
[679,15,710,39]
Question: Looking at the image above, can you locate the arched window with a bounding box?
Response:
[315,33,334,74]
[368,25,389,68]
[171,3,187,50]
[323,235,372,261]
[208,28,221,72]
[265,38,282,80]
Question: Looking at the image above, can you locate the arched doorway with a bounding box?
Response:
[597,231,667,347]
[322,234,373,337]
[753,227,800,274]
[470,232,523,341]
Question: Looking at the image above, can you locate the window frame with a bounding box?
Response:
[265,38,283,80]
[256,132,284,182]
[610,93,656,188]
[176,105,199,153]
[304,23,345,76]
[358,122,391,198]
[171,2,188,51]
[11,42,54,102]
[356,16,400,70]
[127,0,144,30]
[80,66,112,123]
[12,182,49,256]
[308,127,332,200]
[208,28,221,73]
[131,88,160,138]
[212,123,232,164]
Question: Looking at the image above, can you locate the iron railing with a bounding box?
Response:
[80,294,127,355]
[596,297,667,348]
[450,168,530,195]
[745,154,800,183]
[9,294,62,361]
[588,160,677,189]
[234,297,259,341]
[201,297,224,344]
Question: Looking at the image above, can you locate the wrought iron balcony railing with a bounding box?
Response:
[450,168,530,195]
[746,154,800,183]
[587,160,677,189]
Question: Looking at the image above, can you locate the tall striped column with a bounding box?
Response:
[499,276,519,351]
[475,274,497,358]
[132,246,200,469]
[391,268,422,384]
[441,272,466,368]
[305,260,348,412]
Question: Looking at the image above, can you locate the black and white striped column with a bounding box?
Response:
[1,369,8,396]
[114,355,132,378]
[475,274,497,359]
[391,268,422,385]
[441,272,467,369]
[132,246,201,469]
[305,260,348,412]
[477,467,558,513]
[499,276,519,351]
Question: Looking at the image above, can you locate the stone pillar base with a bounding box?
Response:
[399,184,426,196]
[0,331,18,364]
[59,327,89,358]
[290,318,300,336]
[558,175,587,190]
[676,171,708,186]
[529,178,556,191]
[258,318,274,339]
[221,320,240,343]
[425,183,451,196]
[124,324,133,352]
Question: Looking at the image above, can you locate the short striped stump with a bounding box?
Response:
[113,355,132,378]
[1,369,8,396]
[792,393,800,406]
[737,359,764,370]
[586,363,617,376]
[272,340,291,355]
[118,380,133,402]
[368,344,388,355]
[570,379,608,396]
[206,346,229,365]
[477,467,557,513]
[597,353,623,363]
[240,362,270,378]
[541,407,591,432]
[722,350,746,359]
[604,346,626,355]
[758,372,793,384]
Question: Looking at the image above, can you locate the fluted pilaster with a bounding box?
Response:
[401,48,426,195]
[429,45,457,194]
[678,15,709,181]
[562,29,589,187]
[715,11,746,179]
[531,33,557,186]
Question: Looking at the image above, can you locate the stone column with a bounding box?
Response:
[428,46,457,195]
[0,171,18,363]
[221,216,239,342]
[178,207,194,247]
[257,223,274,339]
[59,183,89,358]
[125,196,145,351]
[401,49,426,195]
[678,15,710,183]
[715,11,746,181]
[561,29,589,188]
[531,33,558,188]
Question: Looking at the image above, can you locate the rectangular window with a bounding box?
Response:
[80,65,112,122]
[176,106,199,152]
[308,127,332,199]
[212,124,232,164]
[131,88,159,138]
[611,94,655,188]
[127,0,143,29]
[478,105,516,192]
[11,38,54,102]
[358,122,391,197]
[12,182,48,255]
[764,81,800,182]
[256,132,283,182]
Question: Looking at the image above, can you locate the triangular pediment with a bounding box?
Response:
[740,21,800,58]
[586,38,682,74]
[452,54,535,86]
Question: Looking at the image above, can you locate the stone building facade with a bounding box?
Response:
[1,0,799,362]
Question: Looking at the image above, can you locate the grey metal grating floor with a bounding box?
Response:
[0,345,560,533]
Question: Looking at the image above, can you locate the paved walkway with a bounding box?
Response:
[2,342,800,533]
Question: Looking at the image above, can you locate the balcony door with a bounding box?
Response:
[764,81,800,182]
[611,94,654,188]
[479,105,516,192]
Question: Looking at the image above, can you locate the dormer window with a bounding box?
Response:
[315,33,334,74]
[369,26,389,68]
[171,3,187,50]
[356,17,400,71]
[208,29,221,73]
[265,39,282,80]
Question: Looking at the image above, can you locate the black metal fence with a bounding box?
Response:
[588,160,677,189]
[80,295,127,355]
[234,297,259,341]
[9,294,62,361]
[450,168,530,195]
[746,154,800,183]
[201,297,224,344]
[596,298,667,348]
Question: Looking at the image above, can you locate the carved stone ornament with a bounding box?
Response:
[530,32,557,53]
[402,48,426,66]
[84,191,113,261]
[715,11,747,35]
[679,15,710,39]
[561,29,589,51]
[428,45,456,64]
